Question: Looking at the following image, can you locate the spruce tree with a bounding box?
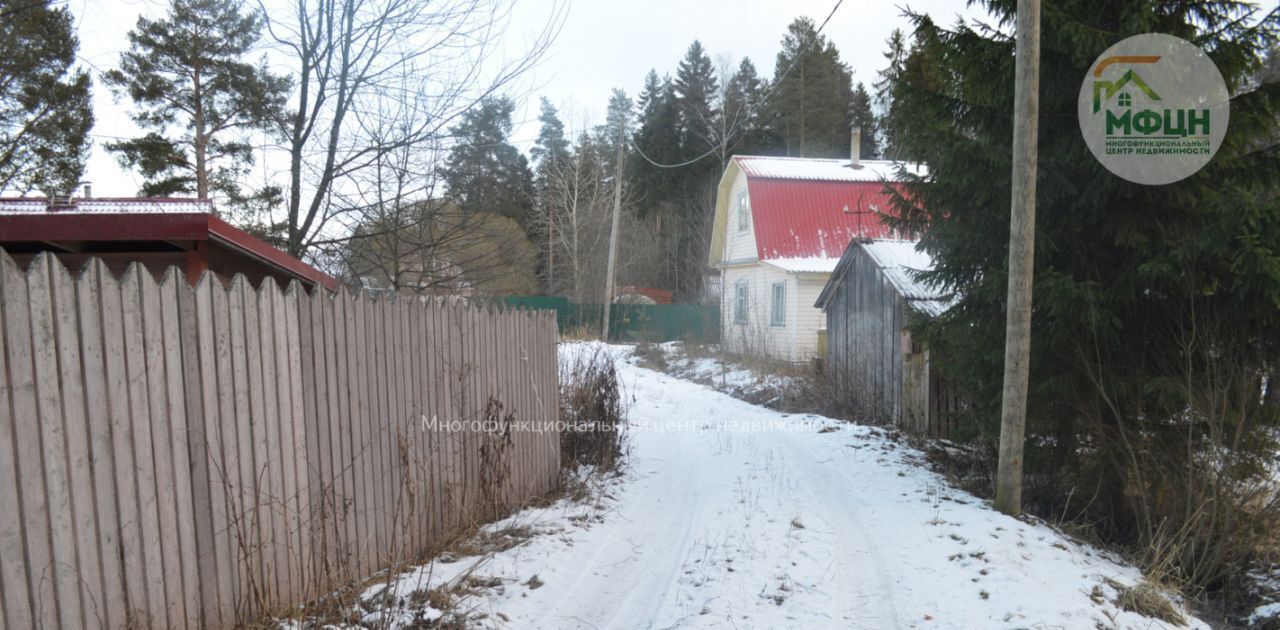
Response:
[849,82,880,159]
[874,28,909,160]
[634,73,681,220]
[668,41,723,300]
[598,88,634,176]
[764,17,854,158]
[0,0,93,195]
[105,0,289,202]
[724,58,766,155]
[443,97,534,224]
[885,0,1280,579]
[674,41,719,157]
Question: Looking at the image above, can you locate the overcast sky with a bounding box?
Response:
[69,0,986,197]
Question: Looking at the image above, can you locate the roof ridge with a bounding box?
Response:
[734,155,904,163]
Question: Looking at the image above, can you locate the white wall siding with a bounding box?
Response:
[722,264,792,361]
[723,171,757,262]
[793,276,829,359]
[714,169,832,364]
[719,264,831,364]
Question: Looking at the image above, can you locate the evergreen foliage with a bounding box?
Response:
[104,0,289,203]
[531,97,569,169]
[443,97,534,224]
[884,0,1280,591]
[764,17,854,158]
[634,71,681,220]
[849,82,880,159]
[0,0,93,195]
[674,40,719,157]
[874,28,910,160]
[723,58,767,155]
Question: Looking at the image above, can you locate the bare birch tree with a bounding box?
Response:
[525,128,618,301]
[257,0,562,256]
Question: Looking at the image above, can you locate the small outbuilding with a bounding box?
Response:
[814,239,960,437]
[0,197,338,292]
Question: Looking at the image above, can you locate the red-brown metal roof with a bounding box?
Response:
[0,210,339,291]
[744,178,907,259]
[727,156,918,261]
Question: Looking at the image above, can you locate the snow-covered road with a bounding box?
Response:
[361,344,1201,629]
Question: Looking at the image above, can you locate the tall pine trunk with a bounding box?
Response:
[193,66,208,199]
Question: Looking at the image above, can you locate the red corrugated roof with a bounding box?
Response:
[745,178,906,259]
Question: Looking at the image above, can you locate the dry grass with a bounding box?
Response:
[1114,580,1187,626]
[561,324,600,341]
[446,525,538,557]
[559,345,629,472]
[646,342,855,420]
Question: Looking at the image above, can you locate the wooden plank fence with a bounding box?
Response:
[0,251,560,629]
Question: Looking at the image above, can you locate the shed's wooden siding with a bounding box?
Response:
[823,246,947,435]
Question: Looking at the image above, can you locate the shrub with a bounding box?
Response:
[559,344,628,471]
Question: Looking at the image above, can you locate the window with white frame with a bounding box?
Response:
[770,282,786,326]
[733,282,748,324]
[736,192,749,232]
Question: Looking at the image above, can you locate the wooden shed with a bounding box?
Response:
[814,239,960,437]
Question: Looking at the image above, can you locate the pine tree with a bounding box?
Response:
[105,0,289,202]
[0,0,93,195]
[531,97,569,290]
[849,82,880,159]
[885,0,1280,578]
[443,97,534,223]
[764,17,854,158]
[531,97,569,169]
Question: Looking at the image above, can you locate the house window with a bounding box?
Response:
[770,282,786,326]
[736,192,749,233]
[733,282,748,324]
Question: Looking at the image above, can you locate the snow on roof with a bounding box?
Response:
[0,197,214,214]
[762,257,840,274]
[860,240,951,316]
[734,155,926,183]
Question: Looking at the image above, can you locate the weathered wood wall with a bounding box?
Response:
[823,246,954,436]
[0,252,560,629]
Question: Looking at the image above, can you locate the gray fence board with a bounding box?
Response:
[0,252,561,629]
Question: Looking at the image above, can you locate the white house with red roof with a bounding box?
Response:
[707,153,923,362]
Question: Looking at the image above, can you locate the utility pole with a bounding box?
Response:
[995,0,1041,516]
[601,119,626,341]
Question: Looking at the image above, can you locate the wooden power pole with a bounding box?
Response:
[601,120,626,341]
[995,0,1041,516]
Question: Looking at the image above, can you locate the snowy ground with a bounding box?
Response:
[303,342,1204,629]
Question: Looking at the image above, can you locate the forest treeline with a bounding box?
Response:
[1,1,886,301]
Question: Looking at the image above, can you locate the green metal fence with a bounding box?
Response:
[499,296,720,343]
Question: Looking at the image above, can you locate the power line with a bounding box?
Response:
[630,0,846,170]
